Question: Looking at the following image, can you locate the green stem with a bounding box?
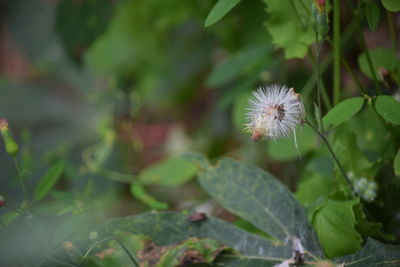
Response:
[13,157,29,209]
[305,119,355,196]
[314,33,326,134]
[316,33,322,113]
[333,0,341,105]
[83,236,139,267]
[387,11,397,51]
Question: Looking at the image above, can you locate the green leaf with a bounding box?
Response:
[395,149,400,176]
[323,97,365,129]
[263,0,315,58]
[349,105,388,153]
[358,47,400,80]
[295,174,335,206]
[375,95,400,125]
[335,238,400,266]
[138,155,197,186]
[267,124,317,160]
[129,184,168,210]
[206,43,273,87]
[205,0,241,27]
[34,161,65,201]
[334,126,374,179]
[306,156,335,177]
[312,200,362,258]
[197,158,323,256]
[382,0,400,12]
[365,0,381,31]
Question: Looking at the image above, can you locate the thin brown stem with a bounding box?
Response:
[305,119,355,197]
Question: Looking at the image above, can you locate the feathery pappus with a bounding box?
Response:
[245,85,305,141]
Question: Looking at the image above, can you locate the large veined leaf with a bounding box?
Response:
[44,212,292,266]
[335,238,400,266]
[205,0,242,27]
[375,95,400,125]
[323,97,365,129]
[263,0,315,59]
[197,158,323,256]
[94,212,291,259]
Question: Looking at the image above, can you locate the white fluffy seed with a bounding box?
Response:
[245,84,305,141]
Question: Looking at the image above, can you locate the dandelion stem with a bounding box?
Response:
[308,49,332,110]
[305,119,355,197]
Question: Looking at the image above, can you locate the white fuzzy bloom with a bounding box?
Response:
[245,85,305,141]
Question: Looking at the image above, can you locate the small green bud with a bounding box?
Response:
[0,119,19,156]
[312,1,329,39]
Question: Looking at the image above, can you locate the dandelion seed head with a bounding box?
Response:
[245,85,305,141]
